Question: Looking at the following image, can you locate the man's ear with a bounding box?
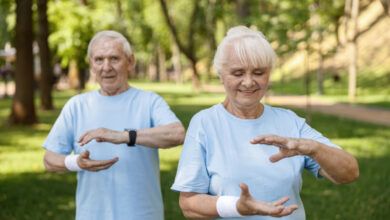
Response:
[88,59,95,74]
[128,54,135,71]
[218,72,224,83]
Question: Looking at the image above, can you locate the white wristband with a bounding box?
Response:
[64,154,83,172]
[216,196,243,218]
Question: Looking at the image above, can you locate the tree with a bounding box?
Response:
[159,0,202,88]
[9,0,37,124]
[345,0,359,101]
[381,0,390,15]
[37,0,53,110]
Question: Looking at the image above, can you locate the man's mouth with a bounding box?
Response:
[102,75,116,79]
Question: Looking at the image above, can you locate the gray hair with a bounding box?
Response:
[213,26,276,73]
[87,30,132,59]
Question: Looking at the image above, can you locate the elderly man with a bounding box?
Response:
[43,30,185,220]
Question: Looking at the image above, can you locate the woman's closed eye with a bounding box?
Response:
[232,71,244,77]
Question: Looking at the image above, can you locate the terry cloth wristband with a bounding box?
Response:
[216,196,243,218]
[64,154,83,172]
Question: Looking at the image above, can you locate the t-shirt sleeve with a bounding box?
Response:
[171,114,210,193]
[150,92,180,127]
[297,116,341,178]
[42,99,75,155]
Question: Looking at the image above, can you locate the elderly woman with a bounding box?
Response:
[171,26,359,219]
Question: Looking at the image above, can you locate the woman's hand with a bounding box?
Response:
[237,183,298,217]
[250,134,314,162]
[78,127,128,146]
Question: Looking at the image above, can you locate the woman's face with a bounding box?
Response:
[219,46,271,110]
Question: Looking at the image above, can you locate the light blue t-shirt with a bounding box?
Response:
[43,87,180,220]
[171,103,340,220]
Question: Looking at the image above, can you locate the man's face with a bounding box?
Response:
[89,39,134,96]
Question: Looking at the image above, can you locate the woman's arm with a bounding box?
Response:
[251,135,359,184]
[179,183,298,219]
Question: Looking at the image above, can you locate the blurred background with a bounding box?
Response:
[0,0,389,219]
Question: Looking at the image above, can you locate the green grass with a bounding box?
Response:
[1,82,389,219]
[270,68,390,110]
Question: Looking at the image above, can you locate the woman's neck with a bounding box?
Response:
[222,99,264,119]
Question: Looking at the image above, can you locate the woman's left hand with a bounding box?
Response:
[250,134,315,162]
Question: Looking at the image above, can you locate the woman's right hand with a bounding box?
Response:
[236,183,298,217]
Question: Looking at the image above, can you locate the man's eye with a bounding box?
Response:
[254,71,264,76]
[111,57,119,61]
[95,58,103,63]
[232,71,243,76]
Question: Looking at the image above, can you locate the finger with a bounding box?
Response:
[238,182,250,198]
[272,205,298,217]
[88,160,118,171]
[80,150,90,159]
[250,134,272,144]
[261,205,284,216]
[80,157,119,171]
[269,151,285,163]
[271,196,289,206]
[87,157,119,167]
[254,135,288,147]
[79,134,96,146]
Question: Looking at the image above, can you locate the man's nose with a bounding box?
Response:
[103,59,113,72]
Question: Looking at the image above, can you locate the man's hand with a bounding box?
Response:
[78,150,118,171]
[250,134,314,162]
[236,183,298,217]
[78,127,128,146]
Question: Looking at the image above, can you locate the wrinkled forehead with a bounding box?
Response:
[222,36,274,69]
[90,38,123,57]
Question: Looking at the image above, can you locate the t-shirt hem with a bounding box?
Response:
[170,184,209,193]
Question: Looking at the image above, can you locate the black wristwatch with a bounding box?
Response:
[124,129,137,147]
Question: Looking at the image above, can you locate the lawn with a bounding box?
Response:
[269,68,390,110]
[0,81,389,219]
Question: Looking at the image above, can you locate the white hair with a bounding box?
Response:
[213,26,277,73]
[87,30,132,59]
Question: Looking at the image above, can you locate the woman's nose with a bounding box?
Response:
[242,74,255,87]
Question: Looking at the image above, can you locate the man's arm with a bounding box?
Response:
[43,150,118,173]
[78,122,185,148]
[251,134,359,184]
[179,183,298,219]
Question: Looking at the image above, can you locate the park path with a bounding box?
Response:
[1,83,389,127]
[202,84,390,127]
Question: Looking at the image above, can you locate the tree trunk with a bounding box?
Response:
[381,0,390,16]
[159,0,200,88]
[190,60,200,89]
[9,0,37,124]
[78,68,86,90]
[348,0,359,101]
[37,0,53,110]
[68,60,79,89]
[158,45,168,82]
[235,0,251,24]
[205,0,217,80]
[304,49,311,123]
[171,41,182,84]
[148,53,158,81]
